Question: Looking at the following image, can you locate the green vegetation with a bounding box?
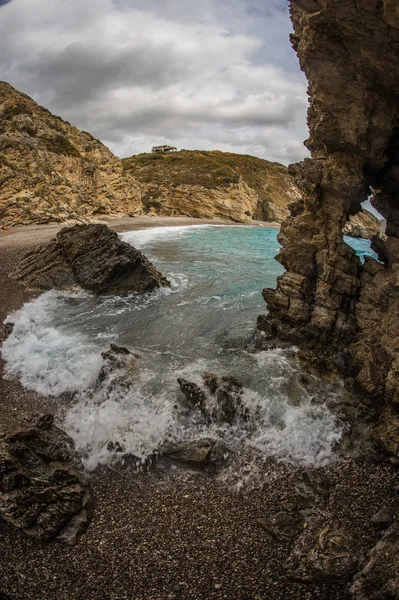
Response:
[42,134,81,157]
[122,150,286,190]
[2,102,32,119]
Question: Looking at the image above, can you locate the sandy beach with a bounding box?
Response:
[1,217,398,600]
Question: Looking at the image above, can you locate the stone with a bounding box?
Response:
[286,515,364,582]
[370,506,396,526]
[177,373,248,425]
[11,223,169,293]
[95,343,141,392]
[2,322,14,340]
[257,511,306,542]
[350,522,399,599]
[162,439,228,469]
[0,416,93,544]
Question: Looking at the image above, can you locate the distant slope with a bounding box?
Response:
[122,150,301,223]
[0,82,142,226]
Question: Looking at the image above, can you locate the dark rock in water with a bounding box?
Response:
[286,515,363,582]
[96,343,141,391]
[177,378,207,411]
[163,439,228,469]
[11,223,169,293]
[177,372,248,425]
[350,522,399,600]
[2,322,14,340]
[0,415,93,545]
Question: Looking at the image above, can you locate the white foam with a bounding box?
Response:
[64,373,177,471]
[2,291,102,396]
[1,293,343,470]
[120,224,219,250]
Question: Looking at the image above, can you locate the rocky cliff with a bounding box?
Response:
[0,82,142,226]
[343,209,385,240]
[122,150,301,223]
[262,0,399,460]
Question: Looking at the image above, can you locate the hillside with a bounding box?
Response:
[122,150,301,223]
[0,82,142,226]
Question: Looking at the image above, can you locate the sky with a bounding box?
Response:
[0,0,310,164]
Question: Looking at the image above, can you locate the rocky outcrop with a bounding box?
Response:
[343,209,385,240]
[0,82,142,226]
[0,415,93,545]
[11,223,169,293]
[177,372,252,425]
[261,1,399,457]
[122,150,301,223]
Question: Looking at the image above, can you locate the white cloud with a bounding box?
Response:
[0,0,310,165]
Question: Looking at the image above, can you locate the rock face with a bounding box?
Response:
[262,1,399,457]
[343,209,385,241]
[122,150,301,223]
[0,82,142,226]
[11,223,169,293]
[177,372,251,425]
[350,521,399,600]
[0,415,93,545]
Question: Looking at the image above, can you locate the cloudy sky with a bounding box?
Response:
[0,0,310,164]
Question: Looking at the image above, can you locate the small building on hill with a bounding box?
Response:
[152,145,177,154]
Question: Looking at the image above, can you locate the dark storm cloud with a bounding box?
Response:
[0,0,310,164]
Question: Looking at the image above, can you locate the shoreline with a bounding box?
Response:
[1,217,398,600]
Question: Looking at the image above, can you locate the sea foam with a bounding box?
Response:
[1,226,344,471]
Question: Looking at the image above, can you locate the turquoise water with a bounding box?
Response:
[3,226,356,470]
[344,235,378,262]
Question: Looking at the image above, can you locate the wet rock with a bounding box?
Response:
[163,439,228,469]
[11,224,169,294]
[350,522,399,599]
[2,322,14,340]
[96,343,141,391]
[370,506,396,526]
[177,373,248,425]
[286,515,363,582]
[0,416,93,545]
[177,378,207,411]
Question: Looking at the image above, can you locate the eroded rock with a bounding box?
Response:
[163,439,228,469]
[350,522,399,600]
[287,515,363,582]
[177,372,248,424]
[11,224,169,293]
[0,416,93,545]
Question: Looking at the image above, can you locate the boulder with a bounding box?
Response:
[11,224,169,293]
[162,439,228,469]
[286,515,363,582]
[0,415,93,545]
[350,522,399,599]
[177,372,248,425]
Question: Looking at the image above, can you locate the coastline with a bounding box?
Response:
[1,217,398,600]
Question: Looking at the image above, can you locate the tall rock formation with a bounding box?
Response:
[123,150,301,223]
[262,0,399,458]
[0,82,142,226]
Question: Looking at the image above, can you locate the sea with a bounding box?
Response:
[1,226,377,471]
